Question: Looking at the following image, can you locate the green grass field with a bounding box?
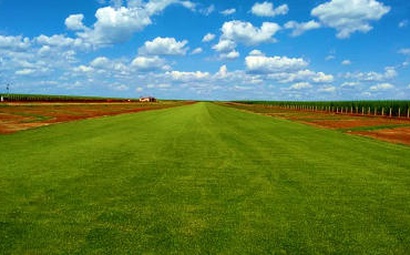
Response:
[1,102,409,254]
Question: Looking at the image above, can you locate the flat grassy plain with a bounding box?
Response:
[1,102,409,254]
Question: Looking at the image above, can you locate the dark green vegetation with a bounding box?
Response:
[1,102,410,254]
[236,100,410,117]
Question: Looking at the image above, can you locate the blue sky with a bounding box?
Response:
[0,0,409,100]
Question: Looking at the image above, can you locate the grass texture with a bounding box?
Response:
[1,102,409,254]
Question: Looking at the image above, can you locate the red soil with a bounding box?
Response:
[0,102,188,134]
[226,103,410,146]
[351,127,410,146]
[304,118,405,129]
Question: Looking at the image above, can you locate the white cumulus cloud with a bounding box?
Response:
[251,2,289,17]
[221,8,236,16]
[220,20,281,46]
[370,83,394,91]
[191,47,203,55]
[71,1,195,47]
[212,39,236,52]
[145,0,194,15]
[289,82,312,90]
[131,56,168,71]
[311,0,390,39]
[216,65,228,78]
[65,14,86,31]
[0,35,31,50]
[220,50,240,60]
[90,57,110,68]
[267,69,334,84]
[78,6,152,45]
[246,52,309,73]
[15,68,36,76]
[168,70,210,82]
[284,20,321,37]
[312,72,334,83]
[202,33,216,42]
[139,37,188,56]
[35,34,85,49]
[344,67,397,81]
[73,65,94,73]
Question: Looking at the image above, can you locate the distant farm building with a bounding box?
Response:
[139,96,156,102]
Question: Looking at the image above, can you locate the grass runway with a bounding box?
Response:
[1,102,409,254]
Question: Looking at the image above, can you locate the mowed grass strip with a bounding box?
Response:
[0,102,409,254]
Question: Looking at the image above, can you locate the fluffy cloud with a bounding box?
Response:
[212,39,236,52]
[0,35,31,50]
[311,0,390,38]
[202,33,216,42]
[370,83,394,91]
[341,60,352,65]
[168,70,210,82]
[138,37,188,56]
[249,49,263,56]
[220,50,240,60]
[284,20,321,37]
[65,14,86,31]
[73,65,94,73]
[243,51,334,85]
[15,69,36,76]
[251,2,289,17]
[289,82,312,90]
[145,0,195,15]
[90,57,110,68]
[219,20,281,46]
[77,6,152,45]
[88,56,129,74]
[344,67,397,81]
[14,66,51,77]
[131,56,168,71]
[180,1,196,11]
[191,47,203,55]
[246,53,309,73]
[216,65,228,78]
[312,72,334,83]
[221,8,236,16]
[35,34,85,49]
[69,1,195,47]
[267,69,334,84]
[341,82,360,87]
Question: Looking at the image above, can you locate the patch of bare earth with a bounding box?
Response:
[224,103,410,146]
[0,102,188,134]
[351,127,410,146]
[303,118,404,129]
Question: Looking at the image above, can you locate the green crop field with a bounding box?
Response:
[1,102,409,254]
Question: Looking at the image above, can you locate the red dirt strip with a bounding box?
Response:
[0,102,191,134]
[224,103,410,146]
